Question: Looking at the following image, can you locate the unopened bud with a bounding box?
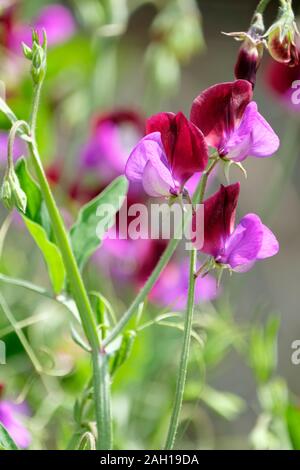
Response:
[0,170,27,213]
[265,1,299,66]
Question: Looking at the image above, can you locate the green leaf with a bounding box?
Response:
[199,385,246,421]
[286,404,300,450]
[15,158,65,294]
[0,422,19,450]
[70,176,128,270]
[0,96,18,126]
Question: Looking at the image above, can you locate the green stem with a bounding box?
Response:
[164,247,197,449]
[164,157,218,449]
[27,80,110,449]
[96,353,113,449]
[255,0,273,14]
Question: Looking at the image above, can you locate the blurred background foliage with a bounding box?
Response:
[0,0,300,450]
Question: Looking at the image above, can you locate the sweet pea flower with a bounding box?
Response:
[149,261,219,309]
[80,110,144,183]
[190,80,280,162]
[125,112,208,197]
[0,385,31,449]
[265,53,300,111]
[0,131,26,165]
[193,183,279,272]
[5,4,75,54]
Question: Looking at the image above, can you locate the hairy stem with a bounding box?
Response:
[165,157,218,449]
[27,80,111,450]
[164,247,197,449]
[255,0,273,15]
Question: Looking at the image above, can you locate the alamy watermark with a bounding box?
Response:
[95,198,204,250]
[291,340,300,365]
[291,80,300,105]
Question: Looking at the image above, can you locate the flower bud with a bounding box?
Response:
[224,14,265,88]
[266,0,299,66]
[0,179,13,210]
[0,170,27,213]
[23,29,47,84]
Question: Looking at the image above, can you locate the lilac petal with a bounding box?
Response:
[0,401,31,449]
[149,261,219,309]
[126,132,176,196]
[248,108,280,158]
[226,102,280,162]
[223,213,264,269]
[142,159,173,196]
[257,223,279,259]
[34,5,76,46]
[125,132,164,181]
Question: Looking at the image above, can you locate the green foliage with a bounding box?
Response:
[15,158,65,293]
[248,315,280,383]
[70,176,128,270]
[0,422,19,450]
[286,404,300,450]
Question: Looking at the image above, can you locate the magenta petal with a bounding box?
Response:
[247,107,280,158]
[149,261,219,309]
[0,401,31,449]
[125,132,165,181]
[223,102,280,161]
[34,5,76,46]
[190,80,253,150]
[257,223,279,259]
[147,112,208,184]
[223,214,263,269]
[142,159,173,196]
[125,132,175,196]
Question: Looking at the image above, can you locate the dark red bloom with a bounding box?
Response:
[190,80,252,150]
[146,111,208,184]
[235,40,263,88]
[199,183,240,257]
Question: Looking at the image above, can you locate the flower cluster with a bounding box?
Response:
[125,77,280,279]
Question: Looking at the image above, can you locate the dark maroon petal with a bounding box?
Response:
[199,183,240,257]
[266,58,300,96]
[146,112,208,184]
[146,112,176,160]
[93,109,145,135]
[235,43,263,88]
[190,80,253,150]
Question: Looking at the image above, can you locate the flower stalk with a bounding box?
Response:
[164,156,219,450]
[23,32,112,450]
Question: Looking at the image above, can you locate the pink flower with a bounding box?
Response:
[149,261,219,309]
[5,4,75,54]
[265,57,300,111]
[193,183,279,272]
[80,110,144,184]
[190,80,280,161]
[0,385,31,449]
[0,131,26,164]
[125,112,208,197]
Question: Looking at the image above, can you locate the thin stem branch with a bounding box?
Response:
[164,156,219,449]
[255,0,273,15]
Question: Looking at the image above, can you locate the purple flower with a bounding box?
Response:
[0,398,31,449]
[7,4,75,54]
[149,261,219,309]
[0,131,26,164]
[193,183,279,272]
[125,112,208,197]
[190,80,280,162]
[80,110,144,186]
